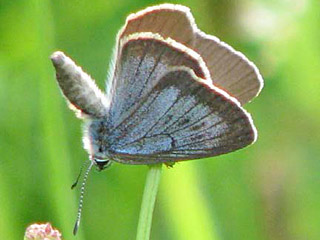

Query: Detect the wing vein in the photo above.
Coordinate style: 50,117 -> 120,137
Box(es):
111,42 -> 167,132
157,87 -> 207,134
176,124 -> 251,149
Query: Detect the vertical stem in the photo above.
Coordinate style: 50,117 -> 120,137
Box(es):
136,164 -> 162,240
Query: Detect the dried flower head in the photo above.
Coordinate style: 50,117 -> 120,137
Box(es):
24,223 -> 62,240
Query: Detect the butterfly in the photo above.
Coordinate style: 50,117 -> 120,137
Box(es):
51,4 -> 263,170
51,4 -> 263,233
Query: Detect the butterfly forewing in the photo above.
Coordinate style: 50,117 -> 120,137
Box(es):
108,33 -> 209,128
107,67 -> 256,164
119,4 -> 263,104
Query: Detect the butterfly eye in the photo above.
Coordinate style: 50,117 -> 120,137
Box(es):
94,158 -> 112,171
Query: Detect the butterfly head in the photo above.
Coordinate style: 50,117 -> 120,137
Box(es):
83,119 -> 113,171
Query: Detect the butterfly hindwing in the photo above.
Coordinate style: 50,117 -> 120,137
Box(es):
107,67 -> 256,164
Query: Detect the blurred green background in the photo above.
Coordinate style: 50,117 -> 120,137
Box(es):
1,0 -> 319,239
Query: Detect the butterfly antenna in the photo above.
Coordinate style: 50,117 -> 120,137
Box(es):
71,161 -> 89,189
73,161 -> 94,235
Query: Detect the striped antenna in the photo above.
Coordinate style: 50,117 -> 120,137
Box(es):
71,161 -> 90,189
73,161 -> 94,235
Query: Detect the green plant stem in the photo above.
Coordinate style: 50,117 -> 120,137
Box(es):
136,164 -> 162,240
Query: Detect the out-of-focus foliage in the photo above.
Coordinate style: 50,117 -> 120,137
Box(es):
0,0 -> 319,239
